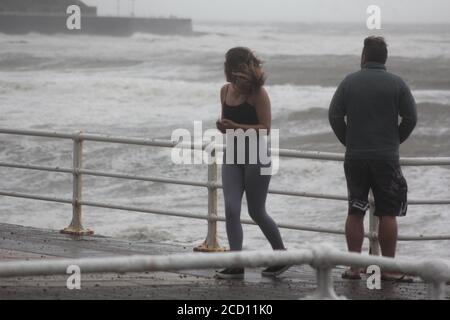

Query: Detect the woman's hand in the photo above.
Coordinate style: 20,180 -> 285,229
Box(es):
220,119 -> 239,130
216,119 -> 226,133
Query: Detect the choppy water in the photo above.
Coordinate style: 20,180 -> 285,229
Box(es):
0,22 -> 449,259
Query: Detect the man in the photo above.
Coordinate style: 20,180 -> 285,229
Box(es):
329,36 -> 417,281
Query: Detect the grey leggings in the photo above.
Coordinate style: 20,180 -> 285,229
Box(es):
222,162 -> 285,251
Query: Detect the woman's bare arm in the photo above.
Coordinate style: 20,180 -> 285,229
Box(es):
216,85 -> 228,133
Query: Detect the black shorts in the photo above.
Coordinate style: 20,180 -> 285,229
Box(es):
344,159 -> 408,217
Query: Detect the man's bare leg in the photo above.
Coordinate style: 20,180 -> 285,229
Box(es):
343,213 -> 365,278
378,215 -> 409,280
346,213 -> 365,253
378,215 -> 397,258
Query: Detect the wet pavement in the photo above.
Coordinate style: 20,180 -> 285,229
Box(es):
0,223 -> 447,300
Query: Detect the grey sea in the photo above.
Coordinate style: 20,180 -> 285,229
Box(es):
0,21 -> 449,259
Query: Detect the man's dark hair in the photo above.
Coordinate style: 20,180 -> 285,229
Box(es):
363,36 -> 388,64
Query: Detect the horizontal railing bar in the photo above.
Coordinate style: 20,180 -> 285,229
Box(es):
0,161 -> 449,204
208,215 -> 349,236
80,134 -> 208,150
0,246 -> 449,284
216,183 -> 450,205
75,200 -> 450,241
408,199 -> 450,205
0,190 -> 72,204
0,190 -> 449,241
399,158 -> 450,166
1,128 -> 450,165
0,190 -> 347,236
0,128 -> 75,140
0,128 -> 205,150
398,235 -> 450,241
265,196 -> 450,205
0,162 -> 73,174
213,144 -> 347,162
0,249 -> 316,278
0,162 -> 208,187
268,188 -> 347,201
0,161 -> 448,205
276,149 -> 344,161
239,217 -> 450,240
79,200 -> 209,221
216,144 -> 450,166
322,248 -> 450,281
79,169 -> 209,188
82,134 -> 176,147
274,220 -> 346,236
275,148 -> 450,166
79,201 -> 343,238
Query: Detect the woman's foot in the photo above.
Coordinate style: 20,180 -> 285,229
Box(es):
215,268 -> 244,279
261,265 -> 291,277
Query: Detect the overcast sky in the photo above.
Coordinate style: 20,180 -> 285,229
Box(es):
83,0 -> 450,23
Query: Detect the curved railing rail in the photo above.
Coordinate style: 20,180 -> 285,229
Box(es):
0,244 -> 449,299
1,128 -> 450,254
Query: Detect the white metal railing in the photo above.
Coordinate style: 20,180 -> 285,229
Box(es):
0,244 -> 449,299
1,127 -> 450,254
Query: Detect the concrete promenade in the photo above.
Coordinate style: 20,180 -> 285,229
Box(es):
0,223 -> 446,300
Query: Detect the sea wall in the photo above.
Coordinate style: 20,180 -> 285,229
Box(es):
0,14 -> 193,36
0,0 -> 97,15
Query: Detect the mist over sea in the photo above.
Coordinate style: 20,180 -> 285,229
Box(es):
0,21 -> 449,259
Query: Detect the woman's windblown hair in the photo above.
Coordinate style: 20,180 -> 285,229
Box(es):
224,47 -> 266,95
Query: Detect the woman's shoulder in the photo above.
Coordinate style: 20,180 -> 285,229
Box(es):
220,83 -> 230,93
254,86 -> 268,97
220,83 -> 230,101
249,86 -> 269,105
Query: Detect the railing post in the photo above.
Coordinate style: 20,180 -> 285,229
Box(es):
304,245 -> 346,300
61,132 -> 93,236
194,149 -> 225,252
368,191 -> 380,256
303,267 -> 345,300
427,281 -> 446,300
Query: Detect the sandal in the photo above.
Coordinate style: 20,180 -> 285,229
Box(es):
381,273 -> 414,283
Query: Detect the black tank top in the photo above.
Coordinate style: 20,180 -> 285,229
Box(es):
222,85 -> 259,125
222,85 -> 268,165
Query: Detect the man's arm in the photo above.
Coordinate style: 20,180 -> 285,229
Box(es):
328,81 -> 347,146
398,82 -> 417,144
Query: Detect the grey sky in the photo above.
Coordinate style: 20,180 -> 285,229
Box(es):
83,0 -> 450,23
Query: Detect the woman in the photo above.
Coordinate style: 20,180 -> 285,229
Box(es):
215,47 -> 289,279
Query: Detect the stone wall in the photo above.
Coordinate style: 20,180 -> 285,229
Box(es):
0,0 -> 97,16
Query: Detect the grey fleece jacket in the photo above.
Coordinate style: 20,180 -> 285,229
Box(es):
329,62 -> 417,160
